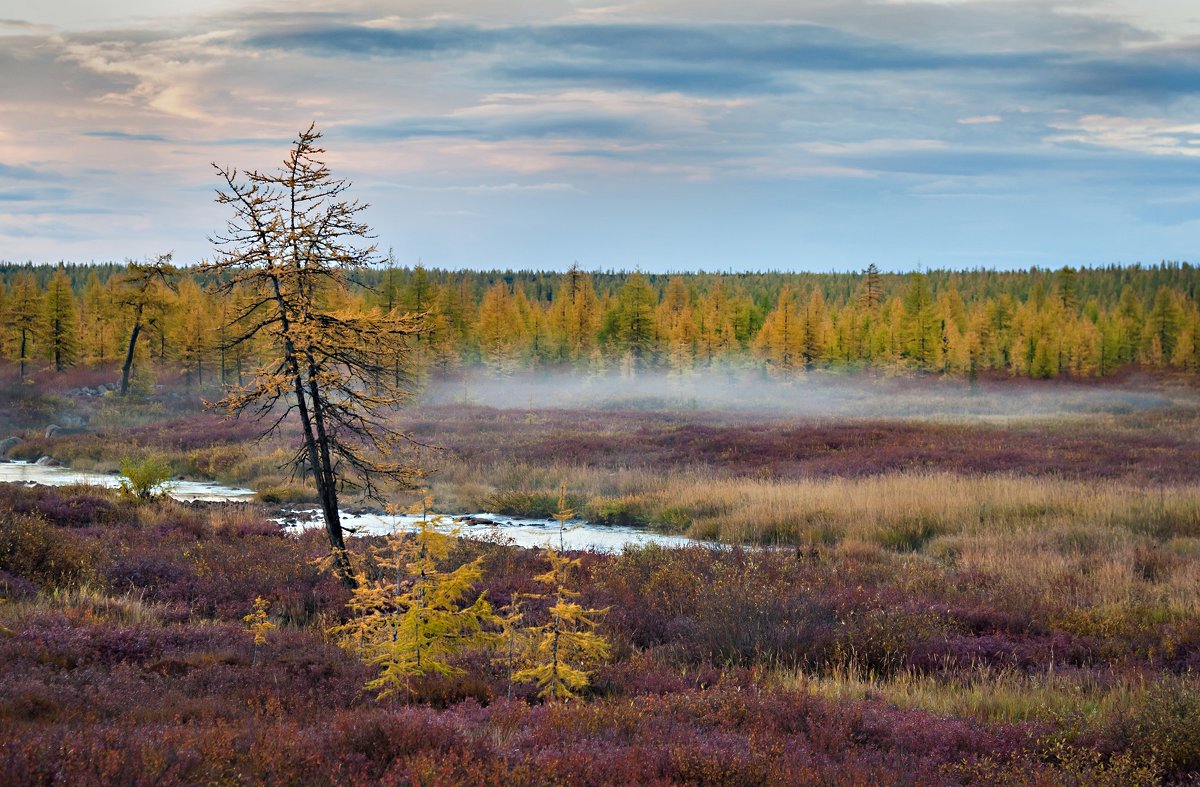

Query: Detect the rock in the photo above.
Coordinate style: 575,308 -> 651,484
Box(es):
34,456 -> 60,467
458,516 -> 498,527
43,424 -> 90,439
0,436 -> 21,457
345,506 -> 385,516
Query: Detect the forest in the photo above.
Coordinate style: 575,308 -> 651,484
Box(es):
1,259 -> 1198,384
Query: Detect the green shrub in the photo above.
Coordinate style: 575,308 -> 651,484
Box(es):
1124,677 -> 1200,776
118,455 -> 174,502
654,506 -> 693,532
481,490 -> 583,519
584,495 -> 653,527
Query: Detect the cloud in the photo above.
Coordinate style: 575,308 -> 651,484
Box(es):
1047,114 -> 1200,157
393,182 -> 583,194
2,1 -> 1200,268
349,113 -> 647,141
245,20 -> 1045,96
247,23 -> 506,58
0,18 -> 52,32
0,163 -> 60,181
1046,49 -> 1200,100
0,187 -> 70,202
81,130 -> 172,142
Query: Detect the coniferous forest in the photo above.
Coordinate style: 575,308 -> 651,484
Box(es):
2,260 -> 1198,382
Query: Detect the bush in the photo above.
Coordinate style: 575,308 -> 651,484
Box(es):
0,507 -> 96,588
1094,676 -> 1200,778
479,490 -> 563,518
118,456 -> 174,502
584,495 -> 654,527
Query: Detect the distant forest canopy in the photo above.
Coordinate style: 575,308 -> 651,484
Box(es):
0,260 -> 1197,380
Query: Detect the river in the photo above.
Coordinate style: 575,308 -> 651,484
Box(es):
0,460 -> 696,552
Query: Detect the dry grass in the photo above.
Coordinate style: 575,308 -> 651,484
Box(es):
0,583 -> 167,628
429,467 -> 1200,610
780,661 -> 1159,727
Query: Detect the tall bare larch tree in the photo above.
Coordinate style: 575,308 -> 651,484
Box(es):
204,124 -> 425,586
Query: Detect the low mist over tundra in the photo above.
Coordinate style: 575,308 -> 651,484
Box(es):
417,369 -> 1191,420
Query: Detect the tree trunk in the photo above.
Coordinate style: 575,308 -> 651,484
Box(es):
18,329 -> 26,380
120,319 -> 142,396
53,318 -> 62,372
305,349 -> 353,583
269,276 -> 356,588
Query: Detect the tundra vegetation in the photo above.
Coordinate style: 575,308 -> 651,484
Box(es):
0,362 -> 1198,783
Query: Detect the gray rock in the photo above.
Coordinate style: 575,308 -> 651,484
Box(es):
34,456 -> 60,467
0,436 -> 21,457
43,424 -> 90,439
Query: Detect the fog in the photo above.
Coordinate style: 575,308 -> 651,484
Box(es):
415,369 -> 1191,421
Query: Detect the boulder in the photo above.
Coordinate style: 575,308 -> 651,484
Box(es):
458,516 -> 499,527
34,456 -> 60,467
43,424 -> 90,439
0,436 -> 21,457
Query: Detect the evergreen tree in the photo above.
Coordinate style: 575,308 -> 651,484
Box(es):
43,268 -> 79,372
753,287 -> 801,371
604,272 -> 658,368
901,272 -> 938,368
476,282 -> 521,374
1055,266 -> 1079,311
513,495 -> 608,701
799,288 -> 831,370
860,262 -> 882,311
80,272 -> 114,364
5,273 -> 42,379
332,512 -> 493,700
1147,286 -> 1184,364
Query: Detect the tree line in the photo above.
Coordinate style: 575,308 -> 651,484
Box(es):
1,259 -> 1198,380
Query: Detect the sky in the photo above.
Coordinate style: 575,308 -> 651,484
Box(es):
1,1 -> 1200,272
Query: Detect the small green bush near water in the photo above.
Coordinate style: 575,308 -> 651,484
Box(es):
118,455 -> 173,502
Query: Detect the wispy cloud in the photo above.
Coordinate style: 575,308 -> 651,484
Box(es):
958,115 -> 1003,125
81,130 -> 172,142
1048,114 -> 1200,157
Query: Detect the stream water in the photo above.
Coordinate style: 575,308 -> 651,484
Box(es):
0,461 -> 696,552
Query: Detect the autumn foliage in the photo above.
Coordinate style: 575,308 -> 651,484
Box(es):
2,261 -> 1198,383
